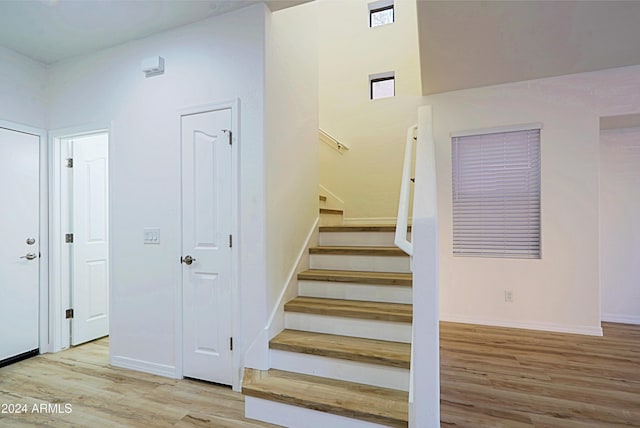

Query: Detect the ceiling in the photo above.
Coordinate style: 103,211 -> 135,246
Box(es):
2,0 -> 639,94
418,1 -> 640,95
0,0 -> 311,64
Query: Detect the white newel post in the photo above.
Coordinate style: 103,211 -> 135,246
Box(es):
409,105 -> 440,427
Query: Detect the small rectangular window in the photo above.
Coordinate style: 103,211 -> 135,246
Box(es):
370,5 -> 394,27
451,125 -> 542,259
370,72 -> 395,100
369,1 -> 394,27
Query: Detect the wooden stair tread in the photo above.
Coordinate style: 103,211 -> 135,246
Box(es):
242,368 -> 409,427
285,296 -> 412,323
319,195 -> 327,202
298,269 -> 412,286
309,246 -> 407,256
320,224 -> 412,232
270,329 -> 410,369
319,208 -> 343,215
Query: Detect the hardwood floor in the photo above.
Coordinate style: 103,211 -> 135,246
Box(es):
0,338 -> 278,428
441,322 -> 640,427
1,322 -> 638,427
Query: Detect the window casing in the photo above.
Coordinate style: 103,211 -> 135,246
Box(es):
451,126 -> 541,259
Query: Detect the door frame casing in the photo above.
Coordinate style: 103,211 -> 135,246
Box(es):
0,119 -> 49,355
177,99 -> 241,390
49,123 -> 111,352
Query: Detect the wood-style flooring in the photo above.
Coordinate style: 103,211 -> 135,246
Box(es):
441,322 -> 640,427
242,368 -> 408,427
0,338 -> 278,428
1,322 -> 639,427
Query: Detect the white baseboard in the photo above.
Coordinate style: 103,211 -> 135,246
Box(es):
266,217 -> 319,338
601,313 -> 640,325
440,314 -> 603,336
110,355 -> 179,379
342,216 -> 397,225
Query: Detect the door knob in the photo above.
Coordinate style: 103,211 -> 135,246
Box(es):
20,253 -> 37,260
181,255 -> 195,265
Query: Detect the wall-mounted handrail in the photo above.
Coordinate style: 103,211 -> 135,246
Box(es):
319,128 -> 350,153
395,124 -> 417,256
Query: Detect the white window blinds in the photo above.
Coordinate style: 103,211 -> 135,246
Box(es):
452,126 -> 541,259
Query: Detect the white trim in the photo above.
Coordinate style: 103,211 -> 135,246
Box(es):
243,216 -> 319,371
110,355 -> 179,379
342,216 -> 397,225
0,119 -> 45,137
601,313 -> 640,325
440,314 -> 603,336
48,123 -> 112,354
177,99 -> 241,390
270,349 -> 409,391
0,120 -> 50,354
318,184 -> 344,208
266,216 -> 319,336
451,122 -> 543,139
285,312 -> 412,343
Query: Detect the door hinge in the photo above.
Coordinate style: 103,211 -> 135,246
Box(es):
65,233 -> 74,243
65,158 -> 73,168
223,129 -> 232,145
229,337 -> 233,351
65,309 -> 74,319
229,234 -> 232,248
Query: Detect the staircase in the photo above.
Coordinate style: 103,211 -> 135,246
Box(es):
243,206 -> 412,427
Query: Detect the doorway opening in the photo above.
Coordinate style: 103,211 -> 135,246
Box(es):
599,116 -> 640,326
51,129 -> 110,351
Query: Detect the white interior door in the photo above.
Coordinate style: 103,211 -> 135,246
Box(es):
0,127 -> 40,362
71,133 -> 109,346
181,108 -> 233,384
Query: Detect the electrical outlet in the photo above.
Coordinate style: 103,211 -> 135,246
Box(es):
504,290 -> 514,303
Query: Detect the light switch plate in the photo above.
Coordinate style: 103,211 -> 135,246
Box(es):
144,227 -> 160,244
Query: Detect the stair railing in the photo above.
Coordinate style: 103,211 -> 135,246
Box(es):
319,128 -> 350,153
395,124 -> 417,256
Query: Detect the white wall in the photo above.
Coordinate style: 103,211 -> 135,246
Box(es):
48,5 -> 269,378
424,64 -> 640,335
264,2 -> 319,339
318,0 -> 422,221
600,127 -> 640,325
0,46 -> 48,128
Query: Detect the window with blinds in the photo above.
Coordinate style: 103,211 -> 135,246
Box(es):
452,125 -> 541,259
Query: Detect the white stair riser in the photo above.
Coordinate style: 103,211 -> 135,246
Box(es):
319,212 -> 343,226
285,312 -> 411,343
310,254 -> 410,273
319,231 -> 400,247
270,350 -> 409,391
298,280 -> 412,304
245,397 -> 391,428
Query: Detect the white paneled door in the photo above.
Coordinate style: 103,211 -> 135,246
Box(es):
71,133 -> 109,346
181,108 -> 233,384
0,127 -> 40,362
